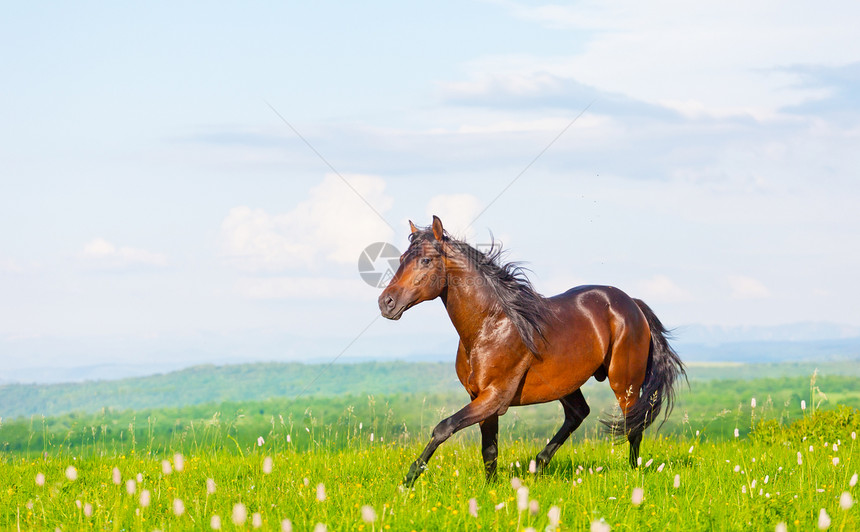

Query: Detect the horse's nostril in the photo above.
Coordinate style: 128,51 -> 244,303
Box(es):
385,296 -> 395,309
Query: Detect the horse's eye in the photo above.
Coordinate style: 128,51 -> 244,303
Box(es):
420,257 -> 432,266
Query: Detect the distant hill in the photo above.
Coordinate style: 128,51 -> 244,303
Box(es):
0,361 -> 462,420
2,358 -> 859,421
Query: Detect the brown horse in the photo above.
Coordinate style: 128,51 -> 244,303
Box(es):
379,216 -> 686,486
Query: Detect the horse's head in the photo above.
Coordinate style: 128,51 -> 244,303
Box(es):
378,216 -> 449,320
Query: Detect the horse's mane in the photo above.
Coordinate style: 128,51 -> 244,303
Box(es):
408,228 -> 551,354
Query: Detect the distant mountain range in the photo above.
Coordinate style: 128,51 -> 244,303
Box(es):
674,322 -> 860,344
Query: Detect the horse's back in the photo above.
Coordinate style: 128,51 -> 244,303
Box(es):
550,285 -> 646,326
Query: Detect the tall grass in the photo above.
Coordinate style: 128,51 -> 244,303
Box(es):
1,399 -> 858,530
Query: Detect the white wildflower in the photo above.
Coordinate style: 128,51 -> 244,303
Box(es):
173,498 -> 185,516
232,503 -> 247,526
140,490 -> 151,507
207,478 -> 216,495
112,467 -> 122,485
528,460 -> 537,474
252,513 -> 263,528
591,520 -> 611,532
517,486 -> 529,511
173,453 -> 184,472
548,505 -> 560,527
263,456 -> 273,475
36,473 -> 45,487
850,473 -> 858,487
840,491 -> 854,510
316,483 -> 326,502
631,487 -> 644,505
751,397 -> 756,408
126,479 -> 136,495
65,466 -> 77,481
257,436 -> 265,447
362,505 -> 377,522
468,499 -> 478,518
162,460 -> 172,476
511,477 -> 522,490
674,474 -> 680,488
210,515 -> 221,530
818,508 -> 831,529
281,519 -> 293,532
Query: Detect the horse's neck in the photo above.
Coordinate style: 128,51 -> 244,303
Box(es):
442,269 -> 501,349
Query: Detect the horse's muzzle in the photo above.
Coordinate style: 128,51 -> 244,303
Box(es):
378,292 -> 404,320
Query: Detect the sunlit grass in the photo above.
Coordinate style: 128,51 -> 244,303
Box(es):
2,411 -> 858,531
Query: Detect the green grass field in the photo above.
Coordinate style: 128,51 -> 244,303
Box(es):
2,398 -> 859,530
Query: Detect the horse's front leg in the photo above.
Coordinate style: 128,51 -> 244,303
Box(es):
404,390 -> 505,487
480,414 -> 499,481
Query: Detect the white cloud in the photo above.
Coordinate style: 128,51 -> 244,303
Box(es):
80,238 -> 167,269
221,174 -> 394,272
457,1 -> 860,118
637,275 -> 693,303
727,275 -> 770,300
424,193 -> 484,240
234,276 -> 372,300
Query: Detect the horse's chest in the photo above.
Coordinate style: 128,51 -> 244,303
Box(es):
455,349 -> 482,398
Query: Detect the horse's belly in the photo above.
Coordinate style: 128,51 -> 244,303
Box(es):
509,357 -> 599,406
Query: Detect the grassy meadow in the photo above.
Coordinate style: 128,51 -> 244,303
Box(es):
1,363 -> 859,530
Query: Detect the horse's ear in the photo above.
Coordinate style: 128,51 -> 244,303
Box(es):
409,220 -> 419,234
431,215 -> 444,240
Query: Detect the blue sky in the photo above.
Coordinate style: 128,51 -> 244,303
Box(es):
2,1 -> 859,379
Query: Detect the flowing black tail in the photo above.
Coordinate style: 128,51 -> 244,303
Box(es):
602,299 -> 687,438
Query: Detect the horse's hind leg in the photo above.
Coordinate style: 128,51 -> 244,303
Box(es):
607,381 -> 646,468
535,389 -> 590,472
606,322 -> 650,468
628,430 -> 643,469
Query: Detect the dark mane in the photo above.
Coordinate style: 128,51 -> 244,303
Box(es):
408,228 -> 551,354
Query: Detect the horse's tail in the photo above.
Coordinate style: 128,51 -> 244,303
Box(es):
603,298 -> 687,437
